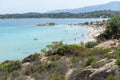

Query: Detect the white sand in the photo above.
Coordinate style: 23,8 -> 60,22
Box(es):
85,26 -> 105,43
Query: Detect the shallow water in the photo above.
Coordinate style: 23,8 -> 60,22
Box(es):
0,18 -> 107,61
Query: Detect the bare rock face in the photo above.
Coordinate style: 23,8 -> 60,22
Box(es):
89,59 -> 118,80
69,59 -> 119,80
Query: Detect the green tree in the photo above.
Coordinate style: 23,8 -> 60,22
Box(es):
98,16 -> 120,40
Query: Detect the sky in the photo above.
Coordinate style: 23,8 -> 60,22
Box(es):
0,0 -> 120,14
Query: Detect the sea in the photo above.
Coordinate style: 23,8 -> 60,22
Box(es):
0,18 -> 107,62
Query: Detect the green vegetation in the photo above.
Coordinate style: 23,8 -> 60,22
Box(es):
106,75 -> 117,80
0,41 -> 114,80
52,44 -> 88,56
48,22 -> 56,26
36,22 -> 56,26
0,10 -> 120,19
23,60 -> 67,79
98,16 -> 120,41
69,68 -> 85,80
85,56 -> 97,66
116,46 -> 120,66
85,41 -> 98,48
0,60 -> 21,72
22,53 -> 40,63
0,17 -> 120,80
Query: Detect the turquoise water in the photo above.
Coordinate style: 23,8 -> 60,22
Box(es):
0,18 -> 106,61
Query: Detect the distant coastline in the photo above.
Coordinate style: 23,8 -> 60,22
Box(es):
0,10 -> 120,19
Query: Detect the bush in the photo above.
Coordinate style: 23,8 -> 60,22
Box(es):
52,44 -> 88,57
22,53 -> 40,63
116,58 -> 120,67
8,60 -> 22,72
71,57 -> 81,63
90,48 -> 111,59
106,75 -> 117,80
85,56 -> 97,66
48,22 -> 56,26
116,46 -> 120,66
97,17 -> 120,41
9,71 -> 19,79
85,41 -> 98,48
23,60 -> 67,79
48,55 -> 61,61
0,60 -> 22,72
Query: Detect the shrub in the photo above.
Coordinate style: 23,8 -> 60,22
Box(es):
116,58 -> 120,66
104,52 -> 117,59
22,53 -> 40,63
48,22 -> 56,26
106,75 -> 117,80
46,41 -> 63,51
0,60 -> 12,72
71,57 -> 81,63
53,44 -> 88,57
0,60 -> 22,72
9,71 -> 19,79
51,74 -> 64,80
90,48 -> 111,59
116,46 -> 120,66
8,60 -> 22,72
84,22 -> 89,25
44,41 -> 64,56
48,55 -> 61,61
85,56 -> 97,66
85,41 -> 98,48
24,59 -> 67,79
97,17 -> 120,41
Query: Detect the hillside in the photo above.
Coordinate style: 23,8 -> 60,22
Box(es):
0,17 -> 120,80
0,10 -> 120,18
48,1 -> 120,13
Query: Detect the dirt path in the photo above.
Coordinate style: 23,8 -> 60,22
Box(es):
65,68 -> 74,80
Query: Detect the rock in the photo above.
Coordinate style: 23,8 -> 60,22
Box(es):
26,76 -> 35,80
65,68 -> 74,80
89,59 -> 118,80
95,40 -> 120,49
69,59 -> 119,80
69,69 -> 95,80
22,62 -> 30,67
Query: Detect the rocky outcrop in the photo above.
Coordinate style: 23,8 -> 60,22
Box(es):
26,76 -> 35,80
90,59 -> 118,80
95,40 -> 120,49
69,59 -> 119,80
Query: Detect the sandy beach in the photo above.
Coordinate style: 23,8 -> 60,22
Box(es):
85,26 -> 105,43
68,24 -> 106,43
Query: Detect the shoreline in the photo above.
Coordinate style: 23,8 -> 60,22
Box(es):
0,23 -> 105,62
84,26 -> 105,43
67,24 -> 105,43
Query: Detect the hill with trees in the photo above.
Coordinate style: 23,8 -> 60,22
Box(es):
0,10 -> 120,19
97,16 -> 120,41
